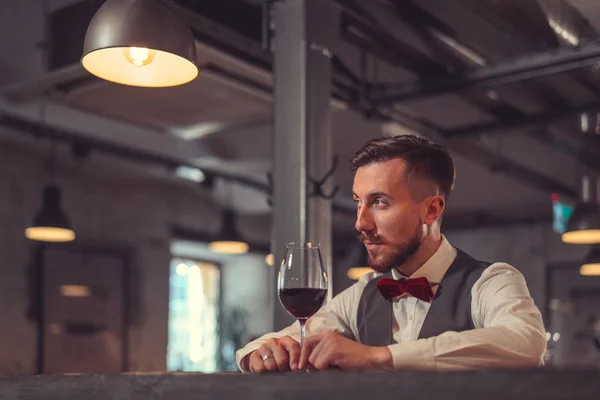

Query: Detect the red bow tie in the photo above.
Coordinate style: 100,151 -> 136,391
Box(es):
376,277 -> 435,302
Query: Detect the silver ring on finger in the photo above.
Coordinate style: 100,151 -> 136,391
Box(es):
262,354 -> 274,363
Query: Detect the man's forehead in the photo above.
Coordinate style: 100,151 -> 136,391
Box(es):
352,159 -> 407,193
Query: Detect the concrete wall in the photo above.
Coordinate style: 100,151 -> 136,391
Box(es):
0,132 -> 271,374
0,128 -> 596,373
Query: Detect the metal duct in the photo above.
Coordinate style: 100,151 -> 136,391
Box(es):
537,0 -> 599,46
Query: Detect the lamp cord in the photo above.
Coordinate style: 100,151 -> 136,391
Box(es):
39,99 -> 57,185
39,0 -> 56,185
51,132 -> 57,185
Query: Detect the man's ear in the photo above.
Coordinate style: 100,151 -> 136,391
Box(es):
423,195 -> 445,225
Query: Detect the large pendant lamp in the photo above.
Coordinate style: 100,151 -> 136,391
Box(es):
81,0 -> 198,87
209,210 -> 249,254
562,175 -> 600,244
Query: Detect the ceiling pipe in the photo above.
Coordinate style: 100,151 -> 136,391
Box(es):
0,110 -> 358,217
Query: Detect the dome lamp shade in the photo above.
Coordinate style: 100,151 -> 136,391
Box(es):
81,0 -> 198,87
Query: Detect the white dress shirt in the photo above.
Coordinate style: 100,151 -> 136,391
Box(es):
236,236 -> 547,371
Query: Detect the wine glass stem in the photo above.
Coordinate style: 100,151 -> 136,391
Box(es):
299,319 -> 307,350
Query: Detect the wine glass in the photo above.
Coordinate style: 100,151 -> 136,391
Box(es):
278,242 -> 328,367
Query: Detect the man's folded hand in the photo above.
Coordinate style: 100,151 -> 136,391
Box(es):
247,336 -> 301,373
299,331 -> 393,371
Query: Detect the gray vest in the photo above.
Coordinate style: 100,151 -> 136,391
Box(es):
357,249 -> 490,346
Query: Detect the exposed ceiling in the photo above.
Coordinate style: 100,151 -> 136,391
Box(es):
2,0 -> 600,232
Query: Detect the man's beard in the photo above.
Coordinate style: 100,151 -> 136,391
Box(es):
359,224 -> 423,273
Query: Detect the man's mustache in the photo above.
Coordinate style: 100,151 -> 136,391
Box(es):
357,233 -> 383,244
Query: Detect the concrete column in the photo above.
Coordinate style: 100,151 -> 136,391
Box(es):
271,0 -> 339,329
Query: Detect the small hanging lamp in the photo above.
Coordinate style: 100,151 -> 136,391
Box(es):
25,185 -> 75,242
81,0 -> 198,87
346,245 -> 373,280
580,247 -> 600,276
265,253 -> 274,266
26,100 -> 75,243
209,209 -> 249,254
562,175 -> 600,244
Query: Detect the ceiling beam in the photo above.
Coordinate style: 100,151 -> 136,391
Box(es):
0,64 -> 89,101
0,95 -> 361,216
0,96 -> 273,188
528,129 -> 600,175
342,0 -> 465,71
0,96 -> 208,160
442,96 -> 600,178
369,40 -> 600,105
339,5 -> 444,75
447,138 -> 577,198
9,0 -> 578,203
367,106 -> 579,199
336,0 -> 586,197
444,100 -> 600,139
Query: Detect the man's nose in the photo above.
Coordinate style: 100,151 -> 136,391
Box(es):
355,205 -> 375,233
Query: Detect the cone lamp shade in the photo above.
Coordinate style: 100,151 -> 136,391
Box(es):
209,210 -> 249,254
265,253 -> 274,266
581,247 -> 600,276
25,185 -> 75,242
562,176 -> 600,244
81,0 -> 198,87
347,245 -> 373,280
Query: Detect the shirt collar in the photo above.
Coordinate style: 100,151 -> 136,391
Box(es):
391,235 -> 457,284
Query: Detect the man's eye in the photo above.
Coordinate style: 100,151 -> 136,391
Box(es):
374,198 -> 386,206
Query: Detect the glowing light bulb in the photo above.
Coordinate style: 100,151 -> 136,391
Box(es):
176,263 -> 188,276
127,47 -> 153,67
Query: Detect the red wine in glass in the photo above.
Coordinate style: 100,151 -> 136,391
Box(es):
278,288 -> 327,320
278,242 -> 328,368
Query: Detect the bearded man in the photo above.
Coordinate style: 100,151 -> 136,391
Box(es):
236,135 -> 546,373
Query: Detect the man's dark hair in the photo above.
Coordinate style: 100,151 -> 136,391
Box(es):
350,135 -> 455,201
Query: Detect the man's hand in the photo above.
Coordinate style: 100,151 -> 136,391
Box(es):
247,336 -> 301,373
299,331 -> 393,371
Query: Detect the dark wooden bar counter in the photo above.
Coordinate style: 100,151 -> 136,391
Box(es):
0,369 -> 598,400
